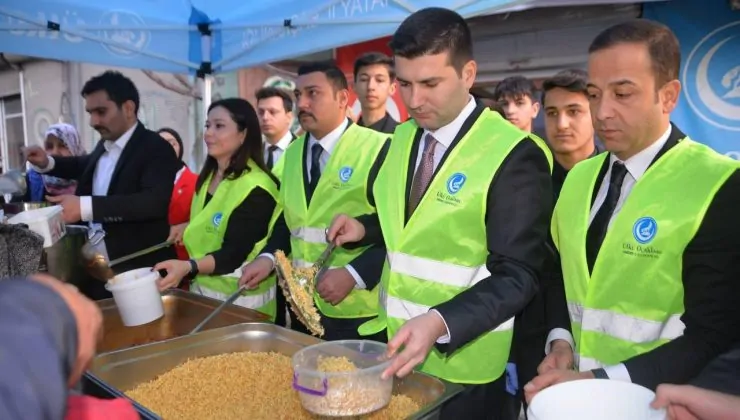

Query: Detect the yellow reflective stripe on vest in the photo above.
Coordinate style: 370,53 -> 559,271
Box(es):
568,302 -> 685,344
385,294 -> 515,332
291,227 -> 327,244
388,252 -> 490,288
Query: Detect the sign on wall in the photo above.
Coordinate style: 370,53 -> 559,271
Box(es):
644,0 -> 740,159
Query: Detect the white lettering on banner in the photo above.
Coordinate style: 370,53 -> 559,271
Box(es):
98,10 -> 150,57
568,302 -> 685,343
241,0 -> 389,49
192,283 -> 275,309
387,252 -> 490,288
386,295 -> 514,332
290,227 -> 327,244
5,9 -> 85,42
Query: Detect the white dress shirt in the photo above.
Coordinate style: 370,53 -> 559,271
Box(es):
263,130 -> 293,164
546,125 -> 672,382
260,119 -> 368,288
414,95 -> 477,344
33,123 -> 138,258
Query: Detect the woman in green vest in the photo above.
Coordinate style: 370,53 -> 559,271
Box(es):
154,98 -> 281,319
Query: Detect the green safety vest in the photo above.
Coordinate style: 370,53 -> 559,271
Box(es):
359,109 -> 553,384
184,161 -> 281,320
281,123 -> 387,318
552,138 -> 737,370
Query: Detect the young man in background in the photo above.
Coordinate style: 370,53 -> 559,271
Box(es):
493,75 -> 540,133
353,52 -> 399,134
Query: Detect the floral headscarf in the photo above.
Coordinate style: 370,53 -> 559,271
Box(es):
42,123 -> 85,196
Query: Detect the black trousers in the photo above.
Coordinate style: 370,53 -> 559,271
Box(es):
438,374 -> 520,420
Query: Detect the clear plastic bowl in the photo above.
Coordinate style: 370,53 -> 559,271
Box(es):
292,340 -> 393,417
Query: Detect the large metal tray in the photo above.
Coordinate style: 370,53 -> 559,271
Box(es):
96,289 -> 269,353
88,323 -> 462,419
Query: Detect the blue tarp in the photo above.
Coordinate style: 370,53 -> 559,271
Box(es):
0,0 -> 530,74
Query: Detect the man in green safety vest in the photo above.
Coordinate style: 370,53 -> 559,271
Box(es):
524,20 -> 740,401
328,8 -> 556,419
239,62 -> 390,342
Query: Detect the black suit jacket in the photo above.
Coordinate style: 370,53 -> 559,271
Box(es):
357,102 -> 554,356
547,124 -> 740,390
49,123 -> 180,275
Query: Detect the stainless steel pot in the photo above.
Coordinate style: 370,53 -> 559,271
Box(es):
41,225 -> 90,288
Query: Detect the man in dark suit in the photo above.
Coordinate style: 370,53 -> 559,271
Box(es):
329,8 -> 553,419
25,71 -> 180,300
524,20 -> 740,401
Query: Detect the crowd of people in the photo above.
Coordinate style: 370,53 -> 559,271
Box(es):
2,6 -> 740,420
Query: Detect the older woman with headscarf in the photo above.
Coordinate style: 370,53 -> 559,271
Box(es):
24,124 -> 86,202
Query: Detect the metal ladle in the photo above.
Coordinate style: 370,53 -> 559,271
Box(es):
81,230 -> 173,281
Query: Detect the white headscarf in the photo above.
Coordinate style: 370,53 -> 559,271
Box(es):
42,123 -> 85,195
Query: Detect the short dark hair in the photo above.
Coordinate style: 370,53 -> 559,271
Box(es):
81,70 -> 140,113
255,87 -> 294,113
588,19 -> 680,88
353,52 -> 395,80
296,61 -> 348,91
541,69 -> 589,105
157,127 -> 184,160
389,7 -> 473,71
493,76 -> 538,103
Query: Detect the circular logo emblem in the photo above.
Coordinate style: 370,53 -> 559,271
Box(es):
212,212 -> 223,227
633,217 -> 658,244
446,173 -> 467,195
683,21 -> 740,131
339,166 -> 353,183
99,10 -> 151,57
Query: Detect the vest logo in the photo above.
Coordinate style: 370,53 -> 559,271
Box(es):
339,166 -> 354,183
633,217 -> 657,244
446,173 -> 467,195
212,212 -> 223,228
683,21 -> 740,131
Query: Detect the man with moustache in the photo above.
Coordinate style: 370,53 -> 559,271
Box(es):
353,52 -> 398,134
328,8 -> 554,418
25,71 -> 179,300
256,87 -> 295,178
239,62 -> 390,341
542,69 -> 602,198
524,20 -> 740,400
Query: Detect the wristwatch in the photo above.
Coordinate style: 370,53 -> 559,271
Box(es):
591,368 -> 609,379
187,259 -> 199,279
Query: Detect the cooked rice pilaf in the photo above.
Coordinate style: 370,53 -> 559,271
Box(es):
126,352 -> 420,419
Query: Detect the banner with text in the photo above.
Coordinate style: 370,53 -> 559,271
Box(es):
643,0 -> 740,158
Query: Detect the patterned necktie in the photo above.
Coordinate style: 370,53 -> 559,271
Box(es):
307,143 -> 323,202
408,134 -> 438,215
586,161 -> 628,272
266,145 -> 278,169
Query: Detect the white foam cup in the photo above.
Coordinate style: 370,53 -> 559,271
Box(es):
104,267 -> 164,327
527,379 -> 667,420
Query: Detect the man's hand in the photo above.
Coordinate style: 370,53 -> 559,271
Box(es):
327,214 -> 366,246
167,223 -> 188,245
316,268 -> 356,305
652,384 -> 740,420
153,259 -> 190,291
524,369 -> 595,403
239,256 -> 274,289
30,273 -> 102,388
46,195 -> 81,223
23,145 -> 50,168
381,312 -> 448,380
537,339 -> 574,374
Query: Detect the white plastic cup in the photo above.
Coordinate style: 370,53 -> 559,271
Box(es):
527,379 -> 667,420
105,267 -> 164,327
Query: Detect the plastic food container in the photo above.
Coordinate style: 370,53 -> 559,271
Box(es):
105,268 -> 164,327
292,340 -> 393,417
527,379 -> 667,420
8,205 -> 65,247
